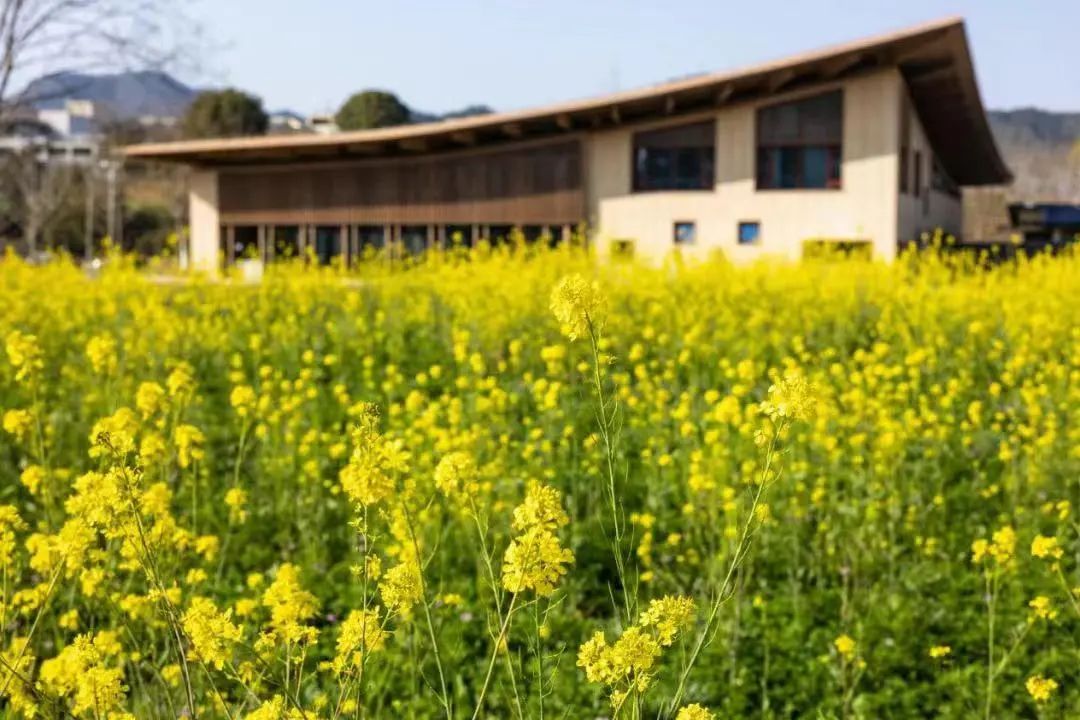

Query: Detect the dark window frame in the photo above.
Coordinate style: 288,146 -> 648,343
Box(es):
755,90 -> 843,191
673,221 -> 696,246
632,120 -> 716,192
913,150 -> 923,199
737,221 -> 761,246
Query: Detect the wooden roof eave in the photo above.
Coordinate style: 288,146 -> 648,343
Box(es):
124,16 -> 1010,186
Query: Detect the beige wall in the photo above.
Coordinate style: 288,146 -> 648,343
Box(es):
897,88 -> 962,244
188,170 -> 220,274
586,70 -> 905,262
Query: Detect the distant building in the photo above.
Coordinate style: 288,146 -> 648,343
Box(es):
1007,203 -> 1080,251
37,98 -> 99,137
125,17 -> 1010,273
308,114 -> 339,135
0,111 -> 98,164
268,110 -> 308,134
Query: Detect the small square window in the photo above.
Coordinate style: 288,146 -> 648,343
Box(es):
611,238 -> 636,259
738,221 -> 761,245
673,221 -> 696,245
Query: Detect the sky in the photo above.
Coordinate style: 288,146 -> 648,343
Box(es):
184,0 -> 1080,116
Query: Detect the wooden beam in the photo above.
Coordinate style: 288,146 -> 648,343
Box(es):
450,130 -> 477,145
555,113 -> 573,131
502,122 -> 523,138
714,84 -> 735,105
345,143 -> 384,155
824,52 -> 880,79
767,69 -> 798,93
664,95 -> 676,114
903,58 -> 955,82
399,138 -> 428,152
610,105 -> 621,124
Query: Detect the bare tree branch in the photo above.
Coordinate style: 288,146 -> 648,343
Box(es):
0,0 -> 204,119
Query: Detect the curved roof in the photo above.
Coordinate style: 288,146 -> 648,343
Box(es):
126,16 -> 1010,186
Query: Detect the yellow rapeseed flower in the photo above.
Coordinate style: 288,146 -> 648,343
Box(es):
675,704 -> 715,720
333,608 -> 388,673
638,595 -> 696,646
183,597 -> 242,670
1031,534 -> 1063,561
550,274 -> 605,341
1026,675 -> 1058,703
834,634 -> 857,660
501,526 -> 574,597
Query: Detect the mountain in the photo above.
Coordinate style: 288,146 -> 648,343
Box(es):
20,70 -> 197,120
409,104 -> 494,124
989,108 -> 1080,148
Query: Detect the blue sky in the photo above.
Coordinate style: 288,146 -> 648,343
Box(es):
187,0 -> 1079,116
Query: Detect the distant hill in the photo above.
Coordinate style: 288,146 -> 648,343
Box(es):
20,70 -> 494,131
989,108 -> 1080,148
20,70 -> 197,120
410,104 -> 494,124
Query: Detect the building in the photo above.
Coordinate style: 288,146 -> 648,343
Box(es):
0,112 -> 98,164
124,16 -> 1010,272
1007,203 -> 1080,251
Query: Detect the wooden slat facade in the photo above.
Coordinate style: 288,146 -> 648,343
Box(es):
218,138 -> 585,227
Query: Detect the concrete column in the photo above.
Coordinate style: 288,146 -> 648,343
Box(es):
225,225 -> 236,266
266,225 -> 276,263
257,225 -> 267,263
188,170 -> 220,274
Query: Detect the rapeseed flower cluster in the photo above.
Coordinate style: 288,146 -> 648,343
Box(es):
578,595 -> 697,708
501,480 -> 574,596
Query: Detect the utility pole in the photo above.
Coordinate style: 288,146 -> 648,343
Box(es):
84,165 -> 95,263
105,161 -> 116,246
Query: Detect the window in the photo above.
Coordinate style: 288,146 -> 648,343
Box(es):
314,226 -> 341,265
488,225 -> 514,245
633,121 -> 715,191
401,226 -> 428,255
232,226 -> 259,261
673,221 -> 696,246
899,97 -> 911,194
272,226 -> 301,260
913,151 -> 923,198
611,238 -> 636,259
756,90 -> 842,190
738,221 -> 761,245
357,225 -> 385,254
803,239 -> 873,260
446,225 -> 474,247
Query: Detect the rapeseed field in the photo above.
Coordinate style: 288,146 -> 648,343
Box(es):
0,245 -> 1077,719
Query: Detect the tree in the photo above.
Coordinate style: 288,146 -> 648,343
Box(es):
182,89 -> 268,139
0,0 -> 202,120
336,90 -> 410,131
0,145 -> 79,257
